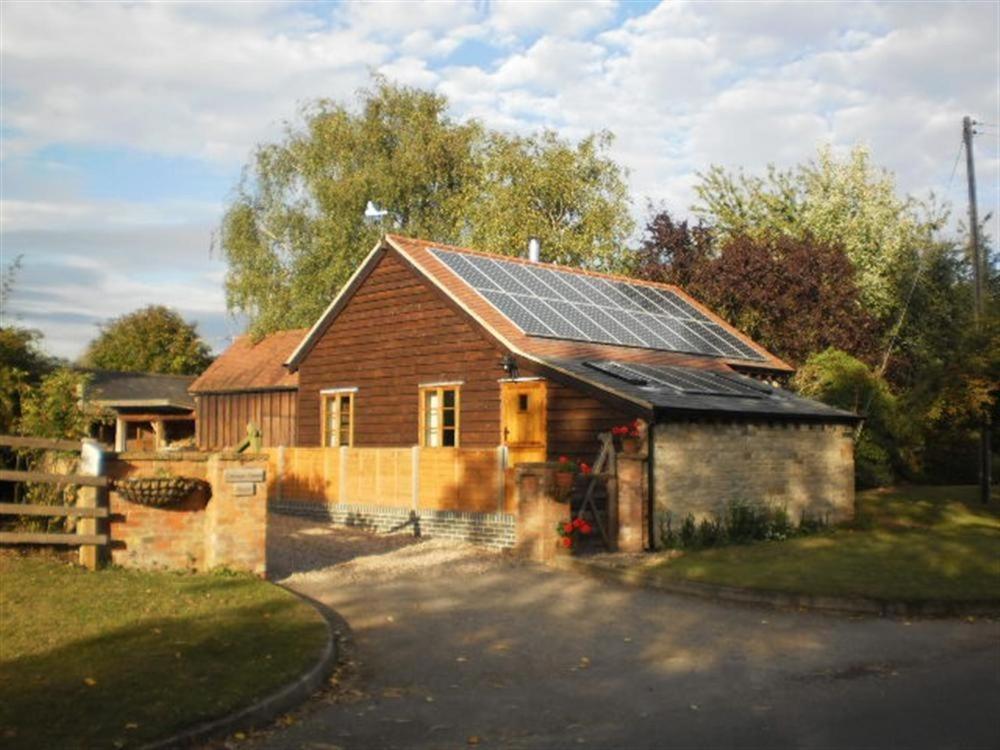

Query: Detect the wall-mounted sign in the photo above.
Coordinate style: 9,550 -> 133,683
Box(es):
224,468 -> 265,483
231,482 -> 256,496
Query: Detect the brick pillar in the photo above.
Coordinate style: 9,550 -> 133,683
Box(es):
616,454 -> 647,553
514,463 -> 569,563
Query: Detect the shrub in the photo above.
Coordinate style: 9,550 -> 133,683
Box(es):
679,514 -> 698,548
666,499 -> 824,550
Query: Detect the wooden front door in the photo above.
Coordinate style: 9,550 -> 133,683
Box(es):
501,380 -> 547,466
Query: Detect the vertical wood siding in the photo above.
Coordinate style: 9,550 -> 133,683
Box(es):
195,389 -> 297,449
296,250 -> 506,447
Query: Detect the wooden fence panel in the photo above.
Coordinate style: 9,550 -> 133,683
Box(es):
269,446 -> 503,514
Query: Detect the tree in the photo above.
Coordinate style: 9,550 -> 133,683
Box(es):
222,77 -> 633,336
793,349 -> 902,488
692,145 -> 940,321
82,305 -> 212,375
466,130 -> 633,271
633,209 -> 879,367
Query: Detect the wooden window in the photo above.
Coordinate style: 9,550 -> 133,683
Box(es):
321,392 -> 354,447
420,386 -> 460,447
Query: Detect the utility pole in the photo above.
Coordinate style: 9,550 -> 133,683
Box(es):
962,115 -> 992,505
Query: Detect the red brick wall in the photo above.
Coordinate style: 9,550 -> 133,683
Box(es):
108,452 -> 267,575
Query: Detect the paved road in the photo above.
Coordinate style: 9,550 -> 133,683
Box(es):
250,517 -> 1000,750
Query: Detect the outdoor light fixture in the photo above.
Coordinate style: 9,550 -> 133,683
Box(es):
500,354 -> 519,379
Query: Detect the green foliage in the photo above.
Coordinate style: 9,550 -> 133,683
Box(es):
222,76 -> 633,336
467,130 -> 633,271
794,349 -> 901,488
82,305 -> 212,375
692,145 -> 939,321
18,368 -> 95,441
664,501 -> 810,550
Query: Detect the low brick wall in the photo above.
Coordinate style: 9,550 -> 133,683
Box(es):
513,463 -> 572,562
652,419 -> 855,536
270,500 -> 516,549
108,452 -> 268,575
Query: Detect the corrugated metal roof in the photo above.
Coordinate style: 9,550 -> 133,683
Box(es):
85,371 -> 196,410
546,358 -> 859,423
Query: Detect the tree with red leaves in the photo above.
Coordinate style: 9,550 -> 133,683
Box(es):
633,209 -> 880,367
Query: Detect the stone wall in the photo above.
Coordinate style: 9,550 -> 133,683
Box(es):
108,452 -> 268,575
652,419 -> 855,540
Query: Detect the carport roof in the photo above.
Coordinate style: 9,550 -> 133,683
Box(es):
545,358 -> 861,423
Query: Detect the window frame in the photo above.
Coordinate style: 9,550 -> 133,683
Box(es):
320,388 -> 356,447
418,383 -> 461,448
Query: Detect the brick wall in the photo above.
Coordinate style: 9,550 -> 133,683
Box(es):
108,452 -> 268,575
652,420 -> 855,536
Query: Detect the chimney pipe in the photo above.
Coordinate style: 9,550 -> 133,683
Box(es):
527,237 -> 540,263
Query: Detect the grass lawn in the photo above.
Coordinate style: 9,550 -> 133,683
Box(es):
647,485 -> 1000,601
0,553 -> 328,749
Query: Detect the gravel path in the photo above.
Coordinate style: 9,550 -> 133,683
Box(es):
267,513 -> 522,584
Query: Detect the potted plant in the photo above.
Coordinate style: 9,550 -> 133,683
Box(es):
612,419 -> 644,454
554,456 -> 577,494
556,516 -> 594,551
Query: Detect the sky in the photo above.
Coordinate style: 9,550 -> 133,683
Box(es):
2,0 -> 998,360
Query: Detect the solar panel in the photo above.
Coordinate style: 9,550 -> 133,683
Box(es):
430,248 -> 766,361
583,361 -> 770,399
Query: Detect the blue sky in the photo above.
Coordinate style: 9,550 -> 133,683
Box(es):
2,0 -> 998,359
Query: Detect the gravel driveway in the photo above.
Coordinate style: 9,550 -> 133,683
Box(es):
243,514 -> 1000,750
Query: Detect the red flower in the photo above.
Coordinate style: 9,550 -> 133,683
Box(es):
580,523 -> 593,535
579,462 -> 592,475
562,522 -> 574,534
572,517 -> 583,529
558,455 -> 570,463
561,536 -> 573,548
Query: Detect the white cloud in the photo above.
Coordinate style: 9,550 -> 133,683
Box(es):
2,0 -> 998,358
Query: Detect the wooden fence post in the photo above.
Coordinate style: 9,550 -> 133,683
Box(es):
411,445 -> 420,512
78,439 -> 107,571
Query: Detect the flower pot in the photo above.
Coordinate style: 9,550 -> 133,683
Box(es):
554,471 -> 575,492
621,437 -> 641,454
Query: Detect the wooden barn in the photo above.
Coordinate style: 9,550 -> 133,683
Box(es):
85,370 -> 196,452
188,329 -> 305,450
262,234 -> 858,548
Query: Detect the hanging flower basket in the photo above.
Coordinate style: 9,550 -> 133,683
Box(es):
114,477 -> 206,507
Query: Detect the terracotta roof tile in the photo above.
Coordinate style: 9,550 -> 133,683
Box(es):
189,329 -> 306,393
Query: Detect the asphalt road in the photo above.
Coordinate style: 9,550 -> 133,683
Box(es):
246,517 -> 1000,750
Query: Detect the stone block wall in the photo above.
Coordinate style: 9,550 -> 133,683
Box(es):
653,419 -> 855,540
108,452 -> 268,575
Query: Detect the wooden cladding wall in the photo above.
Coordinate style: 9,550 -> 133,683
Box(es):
195,389 -> 297,450
297,249 -> 506,447
267,446 -> 505,514
543,378 -> 634,463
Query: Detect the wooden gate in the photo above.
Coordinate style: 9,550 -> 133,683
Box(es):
0,436 -> 109,570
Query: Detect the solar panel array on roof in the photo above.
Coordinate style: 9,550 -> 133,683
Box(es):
583,360 -> 772,399
430,248 -> 765,361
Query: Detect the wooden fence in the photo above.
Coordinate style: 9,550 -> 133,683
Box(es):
0,436 -> 109,570
268,446 -> 509,514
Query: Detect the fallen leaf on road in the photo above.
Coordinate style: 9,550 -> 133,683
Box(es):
83,677 -> 97,687
467,736 -> 480,745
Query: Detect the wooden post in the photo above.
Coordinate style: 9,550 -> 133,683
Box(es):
411,445 -> 420,512
276,445 -> 285,503
78,439 -> 107,571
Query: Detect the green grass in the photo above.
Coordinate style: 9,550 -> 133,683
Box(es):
647,485 -> 1000,601
0,554 -> 328,749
